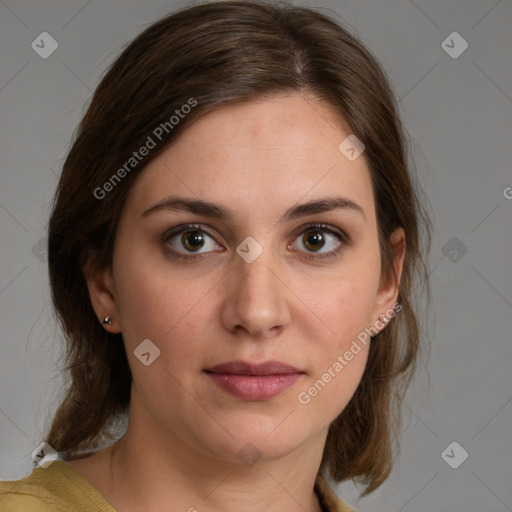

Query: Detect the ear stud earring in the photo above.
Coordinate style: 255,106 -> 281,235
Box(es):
102,316 -> 112,326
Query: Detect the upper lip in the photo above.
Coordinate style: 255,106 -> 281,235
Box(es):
205,360 -> 303,375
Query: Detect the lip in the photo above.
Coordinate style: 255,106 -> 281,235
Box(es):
205,360 -> 302,375
204,360 -> 304,400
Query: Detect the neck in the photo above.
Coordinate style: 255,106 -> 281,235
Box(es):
103,412 -> 328,512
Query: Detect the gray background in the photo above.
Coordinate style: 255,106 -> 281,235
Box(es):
1,0 -> 511,511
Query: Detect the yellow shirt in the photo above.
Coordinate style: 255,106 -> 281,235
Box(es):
0,460 -> 355,511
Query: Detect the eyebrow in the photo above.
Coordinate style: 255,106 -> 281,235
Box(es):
141,195 -> 367,224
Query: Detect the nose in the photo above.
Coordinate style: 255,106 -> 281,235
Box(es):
220,247 -> 291,339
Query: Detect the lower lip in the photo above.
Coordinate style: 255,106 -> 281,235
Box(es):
206,372 -> 302,400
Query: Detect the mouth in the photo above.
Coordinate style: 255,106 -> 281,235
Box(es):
204,360 -> 304,400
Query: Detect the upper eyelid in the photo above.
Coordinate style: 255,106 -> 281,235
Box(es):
164,223 -> 218,242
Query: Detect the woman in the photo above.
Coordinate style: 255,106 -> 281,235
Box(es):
0,1 -> 432,511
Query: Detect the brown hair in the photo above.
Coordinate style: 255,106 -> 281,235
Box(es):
45,0 -> 432,497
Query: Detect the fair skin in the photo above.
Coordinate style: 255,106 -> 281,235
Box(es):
68,92 -> 405,512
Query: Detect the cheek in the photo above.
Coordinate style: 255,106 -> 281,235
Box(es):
291,263 -> 377,416
295,337 -> 369,429
112,255 -> 223,400
294,266 -> 378,347
113,260 -> 209,400
112,223 -> 196,320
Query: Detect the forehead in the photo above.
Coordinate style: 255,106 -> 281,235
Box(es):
124,92 -> 376,228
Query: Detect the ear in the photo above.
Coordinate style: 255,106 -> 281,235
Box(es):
372,227 -> 406,327
81,250 -> 121,333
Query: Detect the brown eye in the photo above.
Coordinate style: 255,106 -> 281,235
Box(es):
291,224 -> 346,259
181,230 -> 205,252
302,231 -> 326,251
166,225 -> 222,255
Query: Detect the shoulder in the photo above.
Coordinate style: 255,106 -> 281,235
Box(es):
0,460 -> 114,512
0,465 -> 59,512
315,474 -> 357,512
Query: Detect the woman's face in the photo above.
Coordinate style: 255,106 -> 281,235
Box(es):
90,92 -> 404,464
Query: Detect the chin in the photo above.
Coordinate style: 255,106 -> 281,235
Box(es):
194,414 -> 315,465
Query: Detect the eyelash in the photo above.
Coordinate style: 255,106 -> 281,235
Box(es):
162,223 -> 350,261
